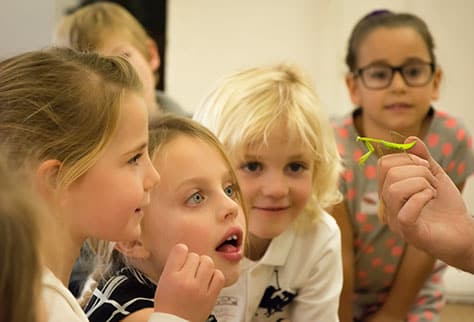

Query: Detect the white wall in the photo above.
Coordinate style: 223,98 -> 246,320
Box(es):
167,1 -> 474,133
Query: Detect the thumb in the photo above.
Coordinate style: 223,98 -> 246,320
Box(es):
404,136 -> 444,176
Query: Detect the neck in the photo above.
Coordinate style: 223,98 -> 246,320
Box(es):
128,258 -> 161,285
354,110 -> 431,142
246,234 -> 271,261
43,219 -> 83,285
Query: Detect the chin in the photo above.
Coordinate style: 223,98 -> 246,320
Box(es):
223,268 -> 240,287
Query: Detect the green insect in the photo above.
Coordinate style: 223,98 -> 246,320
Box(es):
356,136 -> 417,165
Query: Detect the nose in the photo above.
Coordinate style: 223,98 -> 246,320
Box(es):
390,70 -> 407,91
143,153 -> 160,191
220,193 -> 240,221
260,171 -> 288,199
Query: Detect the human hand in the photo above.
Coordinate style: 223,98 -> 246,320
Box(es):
377,136 -> 474,272
153,243 -> 225,322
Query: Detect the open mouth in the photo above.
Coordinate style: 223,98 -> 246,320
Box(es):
215,229 -> 243,253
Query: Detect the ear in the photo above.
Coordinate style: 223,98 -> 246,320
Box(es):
115,240 -> 151,260
35,159 -> 61,199
147,38 -> 160,72
345,72 -> 362,106
430,66 -> 443,101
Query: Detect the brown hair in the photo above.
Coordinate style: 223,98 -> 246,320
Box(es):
0,47 -> 142,190
54,1 -> 151,61
0,159 -> 44,322
345,10 -> 436,72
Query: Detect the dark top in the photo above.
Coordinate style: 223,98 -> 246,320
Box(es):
84,267 -> 217,322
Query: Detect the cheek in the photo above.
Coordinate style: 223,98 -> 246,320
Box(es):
236,176 -> 258,201
359,90 -> 384,109
167,219 -> 214,255
293,178 -> 313,207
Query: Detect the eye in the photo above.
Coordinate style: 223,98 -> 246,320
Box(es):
404,64 -> 424,78
287,162 -> 306,173
187,191 -> 206,205
128,153 -> 143,165
367,66 -> 390,80
241,161 -> 261,173
224,184 -> 236,199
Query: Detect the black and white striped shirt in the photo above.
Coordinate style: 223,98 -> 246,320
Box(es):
84,267 -> 217,322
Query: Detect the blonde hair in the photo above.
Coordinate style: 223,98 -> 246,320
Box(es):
194,64 -> 342,223
81,115 -> 248,306
0,47 -> 142,190
0,159 -> 44,322
54,2 -> 151,61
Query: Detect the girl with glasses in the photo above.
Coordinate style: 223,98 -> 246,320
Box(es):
331,10 -> 474,322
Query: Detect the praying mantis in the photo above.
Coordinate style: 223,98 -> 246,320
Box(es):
356,135 -> 417,165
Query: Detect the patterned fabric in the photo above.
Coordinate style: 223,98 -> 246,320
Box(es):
332,107 -> 474,322
212,212 -> 342,322
85,267 -> 217,322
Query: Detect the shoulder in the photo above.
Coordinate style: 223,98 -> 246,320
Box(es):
427,109 -> 474,182
42,269 -> 88,322
293,211 -> 341,251
84,268 -> 155,321
430,110 -> 472,138
156,91 -> 191,117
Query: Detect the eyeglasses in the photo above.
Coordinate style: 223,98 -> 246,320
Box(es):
353,61 -> 435,90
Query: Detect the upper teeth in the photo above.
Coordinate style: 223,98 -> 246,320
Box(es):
226,235 -> 238,241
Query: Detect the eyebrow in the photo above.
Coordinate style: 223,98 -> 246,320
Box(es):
242,152 -> 309,160
366,57 -> 430,66
126,142 -> 148,155
176,170 -> 234,190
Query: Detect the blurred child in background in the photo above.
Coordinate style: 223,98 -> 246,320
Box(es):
331,10 -> 474,322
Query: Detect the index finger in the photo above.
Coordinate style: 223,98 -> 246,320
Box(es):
161,243 -> 189,276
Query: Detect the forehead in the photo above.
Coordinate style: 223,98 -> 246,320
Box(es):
107,91 -> 148,147
154,135 -> 230,178
357,27 -> 431,66
244,125 -> 311,158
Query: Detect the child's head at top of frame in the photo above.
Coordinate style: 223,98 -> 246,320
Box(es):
0,47 -> 158,249
193,64 -> 342,259
0,159 -> 46,322
345,9 -> 442,138
113,115 -> 247,287
54,1 -> 161,118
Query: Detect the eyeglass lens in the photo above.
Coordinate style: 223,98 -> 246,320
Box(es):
360,63 -> 433,89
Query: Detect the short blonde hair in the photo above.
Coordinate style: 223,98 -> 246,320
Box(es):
0,159 -> 44,322
0,47 -> 142,190
54,2 -> 151,60
194,64 -> 342,222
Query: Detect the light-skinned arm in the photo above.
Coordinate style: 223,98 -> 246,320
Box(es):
377,136 -> 474,274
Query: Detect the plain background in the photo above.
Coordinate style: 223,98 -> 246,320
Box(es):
1,0 -> 473,301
